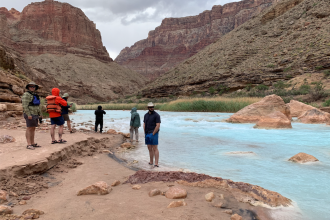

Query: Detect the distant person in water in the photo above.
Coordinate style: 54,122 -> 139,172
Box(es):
130,107 -> 141,143
47,88 -> 68,144
95,106 -> 106,133
22,82 -> 42,150
144,102 -> 161,168
61,93 -> 74,133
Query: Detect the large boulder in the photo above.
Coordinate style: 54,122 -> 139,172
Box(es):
77,181 -> 111,196
165,187 -> 187,199
254,111 -> 292,129
289,153 -> 319,163
0,205 -> 12,215
288,100 -> 315,117
298,109 -> 330,124
226,95 -> 291,123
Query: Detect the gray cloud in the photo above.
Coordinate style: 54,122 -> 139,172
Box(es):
1,0 -> 238,58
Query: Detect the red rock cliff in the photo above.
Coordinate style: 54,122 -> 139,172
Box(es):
115,0 -> 277,80
0,0 -> 111,62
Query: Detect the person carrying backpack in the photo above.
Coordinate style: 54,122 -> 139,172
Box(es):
130,107 -> 141,143
46,88 -> 68,144
95,106 -> 106,133
22,82 -> 42,150
61,93 -> 73,133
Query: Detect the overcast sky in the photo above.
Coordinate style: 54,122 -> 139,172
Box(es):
1,0 -> 238,59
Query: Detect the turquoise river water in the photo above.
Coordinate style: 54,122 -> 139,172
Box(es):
71,110 -> 330,220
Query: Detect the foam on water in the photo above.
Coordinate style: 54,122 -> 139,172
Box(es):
71,110 -> 330,220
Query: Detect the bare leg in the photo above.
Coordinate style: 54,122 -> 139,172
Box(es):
58,125 -> 64,140
148,145 -> 154,164
130,127 -> 133,142
50,124 -> 56,141
135,127 -> 139,142
30,127 -> 36,145
26,127 -> 32,145
67,120 -> 72,132
153,145 -> 159,166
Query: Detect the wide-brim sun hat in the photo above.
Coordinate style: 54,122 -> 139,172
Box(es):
62,93 -> 69,98
25,81 -> 39,90
147,102 -> 155,107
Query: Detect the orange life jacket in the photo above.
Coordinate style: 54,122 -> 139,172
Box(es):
46,95 -> 62,113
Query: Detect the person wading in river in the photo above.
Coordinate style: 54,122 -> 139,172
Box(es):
130,107 -> 141,143
22,82 -> 42,150
143,102 -> 161,167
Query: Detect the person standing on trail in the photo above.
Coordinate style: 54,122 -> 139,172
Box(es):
47,88 -> 68,144
22,82 -> 42,150
61,93 -> 74,133
143,102 -> 161,168
130,107 -> 141,143
95,106 -> 106,133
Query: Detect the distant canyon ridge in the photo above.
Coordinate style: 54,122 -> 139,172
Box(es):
115,0 -> 280,81
0,0 -> 146,104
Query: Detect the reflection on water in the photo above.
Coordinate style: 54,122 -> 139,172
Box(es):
71,110 -> 330,220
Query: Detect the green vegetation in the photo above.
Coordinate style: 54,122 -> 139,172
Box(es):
255,84 -> 268,91
324,70 -> 330,77
218,85 -> 230,95
284,67 -> 291,72
79,103 -> 164,111
267,64 -> 275,68
323,99 -> 330,107
316,66 -> 323,70
209,87 -> 216,94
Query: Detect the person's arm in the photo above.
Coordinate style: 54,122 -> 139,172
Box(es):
153,123 -> 160,135
103,110 -> 106,115
58,97 -> 67,107
22,93 -> 32,118
143,123 -> 146,134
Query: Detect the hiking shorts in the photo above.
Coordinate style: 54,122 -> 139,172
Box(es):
62,114 -> 70,121
145,133 -> 159,145
51,116 -> 65,126
24,114 -> 39,128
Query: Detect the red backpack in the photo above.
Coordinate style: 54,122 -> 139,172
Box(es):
46,95 -> 62,113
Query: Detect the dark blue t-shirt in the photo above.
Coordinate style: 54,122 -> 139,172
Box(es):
144,111 -> 161,134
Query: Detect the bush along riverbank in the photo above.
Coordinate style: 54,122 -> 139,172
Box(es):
77,97 -> 261,113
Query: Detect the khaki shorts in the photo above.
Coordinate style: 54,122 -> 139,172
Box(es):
24,113 -> 39,128
62,114 -> 70,121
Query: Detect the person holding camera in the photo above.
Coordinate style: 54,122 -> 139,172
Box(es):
61,93 -> 74,133
22,82 -> 42,150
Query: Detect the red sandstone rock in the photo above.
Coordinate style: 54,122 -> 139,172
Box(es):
167,200 -> 187,208
227,95 -> 291,123
107,129 -> 117,135
165,187 -> 187,199
289,153 -> 319,163
116,0 -> 277,80
287,100 -> 315,117
111,180 -> 121,187
0,190 -> 8,204
77,181 -> 111,196
231,214 -> 243,220
0,205 -> 12,215
298,109 -> 330,124
254,111 -> 292,129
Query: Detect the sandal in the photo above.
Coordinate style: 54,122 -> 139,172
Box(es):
27,145 -> 35,150
33,143 -> 42,148
58,139 -> 67,143
154,165 -> 159,168
148,163 -> 153,165
51,140 -> 59,144
70,130 -> 74,134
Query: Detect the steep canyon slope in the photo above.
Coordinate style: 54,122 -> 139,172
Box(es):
116,0 -> 279,81
0,0 -> 146,104
142,0 -> 330,97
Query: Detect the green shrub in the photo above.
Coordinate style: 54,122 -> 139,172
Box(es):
267,64 -> 275,68
136,95 -> 142,99
169,94 -> 174,99
284,67 -> 291,72
209,87 -> 216,94
273,81 -> 290,89
255,84 -> 268,91
245,84 -> 253,91
310,82 -> 326,101
324,70 -> 330,77
316,66 -> 323,70
218,84 -> 230,95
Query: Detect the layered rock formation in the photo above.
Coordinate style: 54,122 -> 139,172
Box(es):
116,0 -> 278,80
0,0 -> 146,104
142,0 -> 330,97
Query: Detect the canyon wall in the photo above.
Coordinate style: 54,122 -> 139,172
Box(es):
116,0 -> 278,80
0,0 -> 146,104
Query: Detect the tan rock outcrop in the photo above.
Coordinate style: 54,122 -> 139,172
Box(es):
77,181 -> 111,196
149,189 -> 162,197
167,200 -> 187,208
0,205 -> 12,215
205,192 -> 215,202
165,187 -> 187,199
298,109 -> 330,124
288,100 -> 315,117
231,214 -> 243,220
289,153 -> 319,163
0,104 -> 6,112
0,190 -> 8,204
254,111 -> 292,129
107,129 -> 117,135
116,0 -> 277,81
111,180 -> 121,187
227,95 -> 291,123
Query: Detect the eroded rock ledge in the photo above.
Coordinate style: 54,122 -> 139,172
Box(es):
125,170 -> 291,207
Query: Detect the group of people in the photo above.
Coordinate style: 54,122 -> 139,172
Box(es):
22,82 -> 73,150
22,81 -> 162,167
